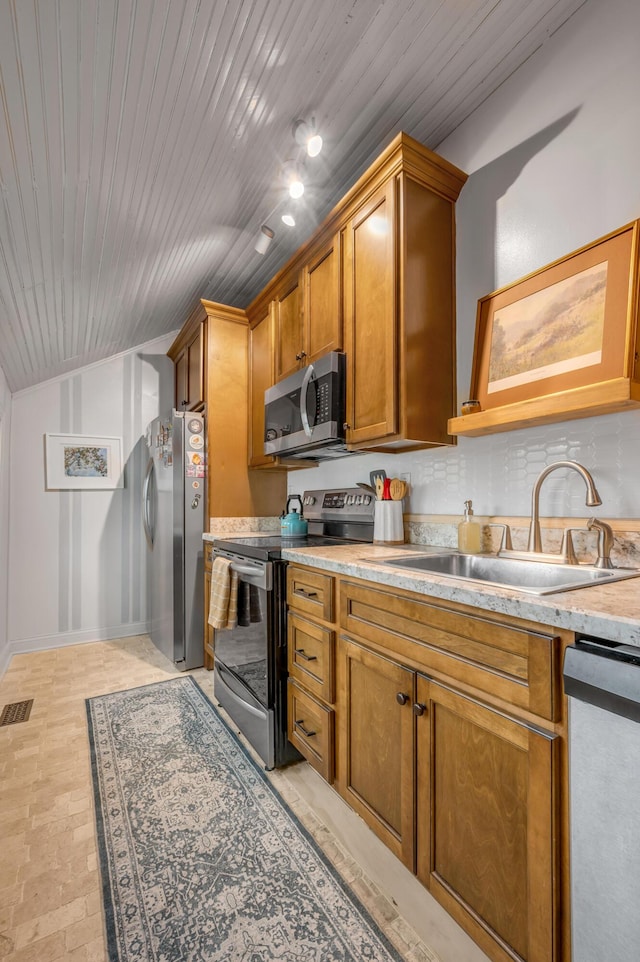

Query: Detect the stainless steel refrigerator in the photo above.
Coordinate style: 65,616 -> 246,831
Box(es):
143,410 -> 206,669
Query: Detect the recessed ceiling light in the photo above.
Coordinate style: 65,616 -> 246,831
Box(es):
281,214 -> 295,227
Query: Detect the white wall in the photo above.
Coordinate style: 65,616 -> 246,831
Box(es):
0,365 -> 11,672
290,0 -> 640,522
6,333 -> 175,661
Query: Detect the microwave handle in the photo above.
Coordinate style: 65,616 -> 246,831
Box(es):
299,363 -> 315,437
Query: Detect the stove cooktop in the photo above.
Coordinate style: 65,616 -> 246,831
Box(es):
211,533 -> 364,562
211,487 -> 376,561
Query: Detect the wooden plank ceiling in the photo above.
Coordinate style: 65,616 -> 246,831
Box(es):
0,0 -> 586,391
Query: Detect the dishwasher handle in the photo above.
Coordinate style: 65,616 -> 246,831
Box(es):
563,637 -> 640,723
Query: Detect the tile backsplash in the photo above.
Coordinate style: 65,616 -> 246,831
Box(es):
405,517 -> 640,568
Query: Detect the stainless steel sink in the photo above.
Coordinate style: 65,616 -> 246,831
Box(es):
370,551 -> 640,595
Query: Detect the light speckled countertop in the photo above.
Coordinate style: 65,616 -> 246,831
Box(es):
278,543 -> 640,646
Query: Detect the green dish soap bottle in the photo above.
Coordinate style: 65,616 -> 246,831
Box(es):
458,500 -> 481,554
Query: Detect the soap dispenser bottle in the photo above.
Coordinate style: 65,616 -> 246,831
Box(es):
458,500 -> 481,554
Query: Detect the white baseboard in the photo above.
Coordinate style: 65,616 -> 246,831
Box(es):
0,622 -> 149,677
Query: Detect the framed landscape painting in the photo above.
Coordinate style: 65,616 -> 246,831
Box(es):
45,434 -> 124,490
468,221 -> 639,412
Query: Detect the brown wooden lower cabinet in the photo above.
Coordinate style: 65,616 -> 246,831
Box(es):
335,624 -> 564,962
415,676 -> 558,962
202,542 -> 214,670
289,569 -> 568,962
337,638 -> 415,868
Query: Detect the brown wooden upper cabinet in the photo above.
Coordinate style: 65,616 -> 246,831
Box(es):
274,233 -> 342,382
168,303 -> 206,411
246,132 -> 467,463
343,149 -> 467,451
248,303 -> 280,468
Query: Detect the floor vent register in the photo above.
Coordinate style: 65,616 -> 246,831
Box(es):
0,699 -> 34,726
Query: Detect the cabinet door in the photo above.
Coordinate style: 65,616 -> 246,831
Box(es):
248,307 -> 278,467
186,321 -> 205,409
174,322 -> 205,410
415,676 -> 558,962
175,350 -> 188,410
337,638 -> 415,868
343,180 -> 397,445
304,234 -> 341,363
274,275 -> 302,381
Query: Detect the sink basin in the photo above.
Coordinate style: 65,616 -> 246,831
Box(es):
370,552 -> 640,595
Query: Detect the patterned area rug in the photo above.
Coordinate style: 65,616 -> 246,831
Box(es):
86,676 -> 405,961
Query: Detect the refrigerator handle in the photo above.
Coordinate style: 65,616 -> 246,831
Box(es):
142,457 -> 154,548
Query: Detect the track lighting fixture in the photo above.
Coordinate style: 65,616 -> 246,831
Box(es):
282,161 -> 304,199
293,118 -> 323,157
254,224 -> 274,254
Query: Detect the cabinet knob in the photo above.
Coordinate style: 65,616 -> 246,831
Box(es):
295,353 -> 301,360
396,692 -> 409,705
413,702 -> 427,716
300,351 -> 307,359
343,422 -> 350,431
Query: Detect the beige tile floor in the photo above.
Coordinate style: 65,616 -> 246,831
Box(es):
0,636 -> 489,962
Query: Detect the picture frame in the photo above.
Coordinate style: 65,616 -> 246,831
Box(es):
468,221 -> 640,416
45,434 -> 124,490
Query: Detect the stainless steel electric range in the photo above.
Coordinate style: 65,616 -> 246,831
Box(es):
211,487 -> 375,769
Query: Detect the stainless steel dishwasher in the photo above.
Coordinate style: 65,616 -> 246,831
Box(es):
563,636 -> 640,962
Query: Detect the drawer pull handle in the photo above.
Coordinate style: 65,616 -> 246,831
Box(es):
413,702 -> 427,716
294,719 -> 316,737
396,692 -> 409,705
295,648 -> 318,662
294,588 -> 319,599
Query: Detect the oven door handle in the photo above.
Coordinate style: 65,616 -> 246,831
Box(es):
229,562 -> 265,577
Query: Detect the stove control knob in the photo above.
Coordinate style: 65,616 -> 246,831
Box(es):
305,496 -> 316,506
364,495 -> 371,505
356,494 -> 363,505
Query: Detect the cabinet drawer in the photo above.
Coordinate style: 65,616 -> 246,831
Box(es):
287,566 -> 334,622
287,680 -> 334,782
204,541 -> 214,570
341,580 -> 559,721
288,613 -> 335,703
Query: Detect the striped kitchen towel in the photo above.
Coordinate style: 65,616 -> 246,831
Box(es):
208,557 -> 238,630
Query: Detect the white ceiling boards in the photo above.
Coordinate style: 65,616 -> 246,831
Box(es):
0,0 -> 587,392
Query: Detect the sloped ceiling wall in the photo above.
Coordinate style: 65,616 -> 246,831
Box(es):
0,0 -> 587,392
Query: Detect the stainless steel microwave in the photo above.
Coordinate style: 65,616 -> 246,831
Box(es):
264,352 -> 350,460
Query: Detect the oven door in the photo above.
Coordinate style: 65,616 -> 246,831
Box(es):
212,550 -> 277,767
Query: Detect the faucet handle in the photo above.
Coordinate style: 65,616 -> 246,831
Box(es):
490,522 -> 513,554
560,528 -> 582,565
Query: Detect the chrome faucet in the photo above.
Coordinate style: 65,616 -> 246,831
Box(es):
528,460 -> 602,553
